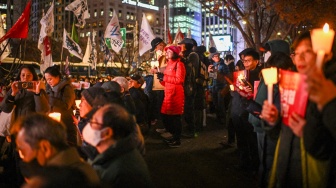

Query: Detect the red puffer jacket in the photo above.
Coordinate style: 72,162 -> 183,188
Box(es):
160,59 -> 186,115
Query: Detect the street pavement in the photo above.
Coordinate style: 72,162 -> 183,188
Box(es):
143,114 -> 258,188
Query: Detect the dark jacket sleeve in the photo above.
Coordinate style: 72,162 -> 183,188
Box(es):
0,89 -> 15,113
34,89 -> 50,113
303,101 -> 335,160
49,85 -> 76,111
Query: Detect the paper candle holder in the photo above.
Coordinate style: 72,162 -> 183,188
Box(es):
75,100 -> 81,109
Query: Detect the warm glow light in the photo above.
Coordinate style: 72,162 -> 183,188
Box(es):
261,67 -> 278,104
147,15 -> 152,20
49,112 -> 61,122
311,23 -> 335,70
75,100 -> 81,109
242,20 -> 246,25
229,85 -> 234,91
262,67 -> 278,85
323,23 -> 329,33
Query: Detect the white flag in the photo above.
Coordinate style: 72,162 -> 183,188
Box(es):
38,3 -> 54,73
90,30 -> 97,69
83,36 -> 91,64
0,17 -> 10,61
208,32 -> 216,49
104,10 -> 124,53
63,29 -> 83,59
139,13 -> 155,56
39,37 -> 53,73
39,1 -> 54,44
65,0 -> 89,27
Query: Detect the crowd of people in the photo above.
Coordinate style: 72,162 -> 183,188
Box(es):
0,30 -> 335,188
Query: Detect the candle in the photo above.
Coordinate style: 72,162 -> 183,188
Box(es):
311,23 -> 335,70
75,100 -> 81,109
261,67 -> 278,104
229,84 -> 234,91
49,112 -> 61,122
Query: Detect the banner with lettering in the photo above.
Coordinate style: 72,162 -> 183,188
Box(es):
279,69 -> 308,126
104,10 -> 124,53
63,29 -> 83,59
139,13 -> 155,56
65,0 -> 89,27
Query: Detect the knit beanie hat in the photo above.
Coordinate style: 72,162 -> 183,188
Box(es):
101,81 -> 122,93
81,87 -> 105,106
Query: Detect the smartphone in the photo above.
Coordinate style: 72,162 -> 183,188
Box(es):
17,81 -> 35,89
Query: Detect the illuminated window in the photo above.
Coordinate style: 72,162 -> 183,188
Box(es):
101,9 -> 104,16
86,32 -> 91,37
80,33 -> 85,37
94,9 -> 97,17
118,10 -> 122,17
109,9 -> 113,17
126,12 -> 130,20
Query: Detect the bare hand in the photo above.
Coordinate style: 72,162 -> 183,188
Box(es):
260,100 -> 279,126
306,68 -> 336,111
208,65 -> 214,73
288,112 -> 306,137
11,81 -> 19,96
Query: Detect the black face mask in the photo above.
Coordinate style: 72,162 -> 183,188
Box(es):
19,158 -> 43,179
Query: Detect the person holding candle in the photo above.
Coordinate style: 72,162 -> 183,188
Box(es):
261,31 -> 331,188
302,33 -> 336,187
44,66 -> 77,147
231,49 -> 262,173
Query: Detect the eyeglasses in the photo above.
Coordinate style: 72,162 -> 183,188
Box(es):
243,59 -> 253,63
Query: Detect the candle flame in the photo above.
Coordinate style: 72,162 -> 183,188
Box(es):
323,23 -> 329,33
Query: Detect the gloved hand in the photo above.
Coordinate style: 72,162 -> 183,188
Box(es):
156,72 -> 164,82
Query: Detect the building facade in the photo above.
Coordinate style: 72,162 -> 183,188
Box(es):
169,0 -> 202,44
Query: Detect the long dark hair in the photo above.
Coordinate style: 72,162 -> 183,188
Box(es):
15,65 -> 38,81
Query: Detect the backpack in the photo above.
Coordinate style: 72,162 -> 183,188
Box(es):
195,60 -> 209,87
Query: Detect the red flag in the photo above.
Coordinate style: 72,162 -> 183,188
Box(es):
0,0 -> 31,44
167,28 -> 172,44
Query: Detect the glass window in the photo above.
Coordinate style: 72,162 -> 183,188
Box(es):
100,9 -> 104,16
94,9 -> 97,17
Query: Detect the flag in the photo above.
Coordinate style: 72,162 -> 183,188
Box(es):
167,28 -> 173,44
64,56 -> 70,76
208,32 -> 216,49
139,13 -> 155,56
0,17 -> 11,61
65,0 -> 89,27
39,36 -> 53,73
187,27 -> 191,38
104,10 -> 124,53
38,2 -> 54,73
133,21 -> 138,62
173,26 -> 184,44
71,22 -> 79,43
63,29 -> 83,59
83,36 -> 91,64
100,37 -> 111,64
89,30 -> 97,69
0,0 -> 31,44
39,1 -> 54,40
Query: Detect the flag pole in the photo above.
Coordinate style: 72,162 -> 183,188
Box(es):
0,38 -> 11,57
164,5 -> 167,42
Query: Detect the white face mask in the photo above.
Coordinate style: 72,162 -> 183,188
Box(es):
82,123 -> 108,147
264,51 -> 271,63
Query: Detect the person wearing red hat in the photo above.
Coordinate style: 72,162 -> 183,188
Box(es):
156,45 -> 186,147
